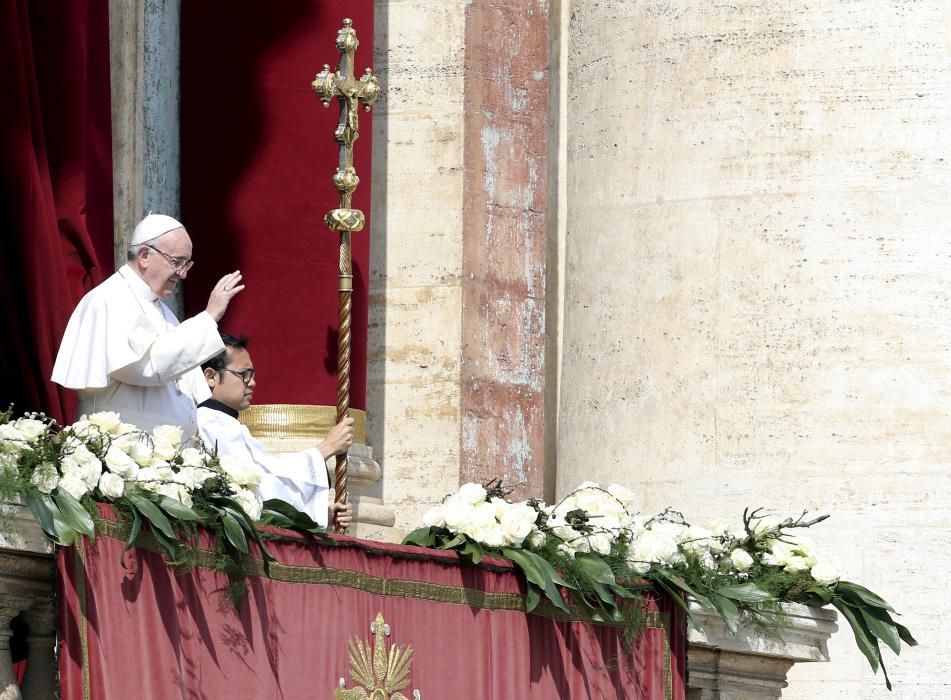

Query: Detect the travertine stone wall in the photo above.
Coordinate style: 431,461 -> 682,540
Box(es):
558,1 -> 949,697
367,2 -> 470,531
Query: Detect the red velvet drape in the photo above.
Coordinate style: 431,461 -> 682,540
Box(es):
58,516 -> 686,699
0,0 -> 114,424
180,3 -> 373,409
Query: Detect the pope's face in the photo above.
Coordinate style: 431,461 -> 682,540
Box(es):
209,348 -> 256,412
139,227 -> 193,299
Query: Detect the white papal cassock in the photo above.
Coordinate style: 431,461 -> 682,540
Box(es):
51,265 -> 225,436
196,401 -> 331,526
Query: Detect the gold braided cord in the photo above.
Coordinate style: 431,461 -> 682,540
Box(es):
93,518 -> 669,628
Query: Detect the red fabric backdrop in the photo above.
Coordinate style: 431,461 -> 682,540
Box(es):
0,0 -> 113,423
58,519 -> 686,699
180,3 -> 373,409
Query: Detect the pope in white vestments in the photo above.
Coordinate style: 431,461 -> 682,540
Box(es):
51,214 -> 246,436
196,335 -> 354,528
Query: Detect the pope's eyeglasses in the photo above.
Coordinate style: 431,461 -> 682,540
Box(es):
144,244 -> 194,273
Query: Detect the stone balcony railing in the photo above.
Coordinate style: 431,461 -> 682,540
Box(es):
0,506 -> 836,699
687,601 -> 838,699
0,503 -> 56,700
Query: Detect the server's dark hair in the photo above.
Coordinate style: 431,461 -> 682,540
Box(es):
201,333 -> 249,372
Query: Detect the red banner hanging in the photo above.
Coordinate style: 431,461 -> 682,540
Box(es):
57,516 -> 686,699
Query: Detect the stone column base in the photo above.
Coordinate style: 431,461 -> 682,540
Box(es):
686,602 -> 838,699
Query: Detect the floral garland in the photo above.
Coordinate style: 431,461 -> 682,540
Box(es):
0,408 -> 327,579
403,479 -> 917,690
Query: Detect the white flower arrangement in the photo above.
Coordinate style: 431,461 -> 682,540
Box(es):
408,480 -> 917,690
0,408 -> 280,572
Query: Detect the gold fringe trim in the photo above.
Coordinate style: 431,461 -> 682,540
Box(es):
74,540 -> 91,700
240,404 -> 366,443
95,519 -> 667,628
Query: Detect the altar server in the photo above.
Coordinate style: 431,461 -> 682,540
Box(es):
197,334 -> 353,528
52,214 -> 244,436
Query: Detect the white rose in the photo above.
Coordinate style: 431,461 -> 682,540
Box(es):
128,439 -> 154,467
762,541 -> 796,567
69,419 -> 95,438
218,454 -> 261,488
527,528 -> 547,548
0,423 -> 28,444
489,497 -> 510,520
557,542 -> 578,559
442,501 -> 477,533
58,471 -> 89,500
152,440 -> 178,461
180,447 -> 204,467
145,482 -> 192,508
152,424 -> 183,447
233,488 -> 263,521
97,472 -> 125,499
810,561 -> 841,585
469,522 -> 506,548
730,548 -> 755,571
606,483 -> 639,510
457,483 -> 487,505
629,529 -> 679,566
152,464 -> 175,482
135,467 -> 160,483
87,411 -> 122,434
784,555 -> 810,573
499,503 -> 538,546
104,446 -> 139,479
30,463 -> 60,494
588,532 -> 613,556
422,504 -> 447,528
14,418 -> 47,442
172,467 -> 203,490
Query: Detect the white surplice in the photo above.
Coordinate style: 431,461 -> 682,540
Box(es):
196,403 -> 330,525
51,265 -> 225,437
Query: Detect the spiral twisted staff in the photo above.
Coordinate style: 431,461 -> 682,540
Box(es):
311,18 -> 381,532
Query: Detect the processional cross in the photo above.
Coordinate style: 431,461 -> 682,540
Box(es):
312,18 -> 381,532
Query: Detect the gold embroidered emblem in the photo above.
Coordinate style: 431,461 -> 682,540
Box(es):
336,612 -> 418,699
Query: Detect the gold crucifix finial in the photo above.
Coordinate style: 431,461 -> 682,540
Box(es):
312,17 -> 381,220
310,18 -> 382,531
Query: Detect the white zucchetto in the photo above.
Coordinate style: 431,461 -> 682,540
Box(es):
131,214 -> 184,245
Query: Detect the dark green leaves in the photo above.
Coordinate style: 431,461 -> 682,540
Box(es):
53,490 -> 96,538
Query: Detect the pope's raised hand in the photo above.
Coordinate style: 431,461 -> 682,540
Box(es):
206,271 -> 245,322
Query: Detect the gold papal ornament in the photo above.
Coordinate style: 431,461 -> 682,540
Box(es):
335,613 -> 420,700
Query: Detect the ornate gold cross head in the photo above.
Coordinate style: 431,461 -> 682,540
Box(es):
311,17 -> 381,231
312,18 -> 381,150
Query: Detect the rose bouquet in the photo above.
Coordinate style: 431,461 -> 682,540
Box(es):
0,407 -> 327,577
404,480 -> 916,689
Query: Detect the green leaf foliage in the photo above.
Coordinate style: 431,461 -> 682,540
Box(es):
53,490 -> 96,539
125,494 -> 176,540
836,581 -> 895,612
25,492 -> 57,538
220,511 -> 249,554
574,553 -> 617,586
716,582 -> 773,603
501,547 -> 569,614
121,507 -> 142,568
402,526 -> 438,548
158,497 -> 200,521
